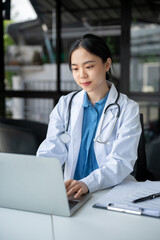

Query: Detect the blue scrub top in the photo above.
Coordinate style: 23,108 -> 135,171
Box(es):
74,91 -> 109,180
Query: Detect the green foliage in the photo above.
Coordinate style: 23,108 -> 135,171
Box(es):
105,36 -> 120,63
3,20 -> 15,52
5,71 -> 13,88
140,55 -> 158,63
105,36 -> 120,55
3,20 -> 15,89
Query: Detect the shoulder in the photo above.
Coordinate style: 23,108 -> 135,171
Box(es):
59,90 -> 84,104
49,92 -> 74,118
119,93 -> 139,110
60,90 -> 85,108
108,81 -> 139,112
55,91 -> 81,109
118,93 -> 140,123
50,90 -> 84,117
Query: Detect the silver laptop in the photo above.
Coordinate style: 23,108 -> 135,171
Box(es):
0,153 -> 91,217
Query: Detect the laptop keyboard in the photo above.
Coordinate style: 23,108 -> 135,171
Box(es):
68,199 -> 79,209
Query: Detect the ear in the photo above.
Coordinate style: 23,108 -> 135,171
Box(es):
105,58 -> 112,71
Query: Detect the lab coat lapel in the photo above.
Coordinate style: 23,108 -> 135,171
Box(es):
95,82 -> 119,139
70,90 -> 85,132
68,90 -> 85,178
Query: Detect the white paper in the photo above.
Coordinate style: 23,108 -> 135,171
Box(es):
94,180 -> 160,217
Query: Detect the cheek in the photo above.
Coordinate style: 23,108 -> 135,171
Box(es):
72,72 -> 79,83
91,71 -> 103,82
97,68 -> 107,79
93,66 -> 105,76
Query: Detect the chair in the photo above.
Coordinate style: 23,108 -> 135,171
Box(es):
0,115 -> 150,179
0,118 -> 47,155
147,137 -> 160,181
132,113 -> 148,181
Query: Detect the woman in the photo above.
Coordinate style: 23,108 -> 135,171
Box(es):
37,34 -> 141,199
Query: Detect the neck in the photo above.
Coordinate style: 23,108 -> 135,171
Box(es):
87,82 -> 109,105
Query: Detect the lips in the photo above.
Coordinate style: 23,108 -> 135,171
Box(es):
81,82 -> 91,86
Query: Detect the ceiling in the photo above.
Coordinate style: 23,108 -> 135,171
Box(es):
7,0 -> 160,45
29,0 -> 160,27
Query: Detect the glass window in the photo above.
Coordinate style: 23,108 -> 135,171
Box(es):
139,101 -> 159,125
138,101 -> 160,145
6,97 -> 54,123
130,24 -> 160,93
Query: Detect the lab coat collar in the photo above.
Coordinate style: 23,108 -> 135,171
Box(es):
71,82 -> 119,137
95,81 -> 120,138
106,81 -> 119,105
72,81 -> 119,118
72,81 -> 118,105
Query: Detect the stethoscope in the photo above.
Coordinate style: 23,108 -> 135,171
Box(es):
59,90 -> 120,144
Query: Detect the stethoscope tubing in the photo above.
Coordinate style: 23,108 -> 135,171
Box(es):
61,90 -> 120,144
94,92 -> 120,144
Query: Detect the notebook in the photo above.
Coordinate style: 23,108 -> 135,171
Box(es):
0,153 -> 91,217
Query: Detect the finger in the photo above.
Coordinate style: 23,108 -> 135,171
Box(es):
74,188 -> 83,199
74,182 -> 89,198
66,180 -> 78,192
65,179 -> 72,188
67,184 -> 80,197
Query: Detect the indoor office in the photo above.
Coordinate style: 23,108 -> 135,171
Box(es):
0,1 -> 160,240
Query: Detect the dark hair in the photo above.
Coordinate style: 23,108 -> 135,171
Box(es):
68,34 -> 112,80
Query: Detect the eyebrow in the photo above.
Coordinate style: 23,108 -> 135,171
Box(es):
71,60 -> 96,66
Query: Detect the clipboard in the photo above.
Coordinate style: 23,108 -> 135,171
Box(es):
93,202 -> 160,217
93,180 -> 160,218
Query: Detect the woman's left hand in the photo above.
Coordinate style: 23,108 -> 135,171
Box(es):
65,179 -> 89,199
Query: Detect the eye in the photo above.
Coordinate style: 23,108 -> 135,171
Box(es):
72,67 -> 78,71
86,65 -> 94,69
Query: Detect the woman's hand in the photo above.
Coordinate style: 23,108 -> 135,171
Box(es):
65,179 -> 89,199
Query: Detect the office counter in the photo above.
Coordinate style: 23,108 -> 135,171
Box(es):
0,189 -> 160,240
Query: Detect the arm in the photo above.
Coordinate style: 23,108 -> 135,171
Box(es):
36,96 -> 68,166
81,100 -> 141,193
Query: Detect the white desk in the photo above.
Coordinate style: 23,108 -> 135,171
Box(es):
0,189 -> 160,240
53,190 -> 160,240
0,207 -> 54,240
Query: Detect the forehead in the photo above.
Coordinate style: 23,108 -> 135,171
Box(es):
71,47 -> 100,64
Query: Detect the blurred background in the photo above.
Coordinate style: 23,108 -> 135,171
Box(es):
0,0 -> 160,179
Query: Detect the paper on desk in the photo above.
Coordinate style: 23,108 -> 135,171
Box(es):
94,179 -> 160,216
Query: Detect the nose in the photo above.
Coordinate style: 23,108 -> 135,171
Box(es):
79,68 -> 87,78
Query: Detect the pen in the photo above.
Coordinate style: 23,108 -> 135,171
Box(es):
133,192 -> 160,203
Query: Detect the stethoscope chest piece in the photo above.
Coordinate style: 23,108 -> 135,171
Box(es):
59,132 -> 71,143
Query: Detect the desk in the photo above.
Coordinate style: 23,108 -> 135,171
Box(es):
53,190 -> 160,240
0,208 -> 54,240
0,189 -> 160,240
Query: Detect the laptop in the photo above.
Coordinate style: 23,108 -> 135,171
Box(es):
0,153 -> 91,217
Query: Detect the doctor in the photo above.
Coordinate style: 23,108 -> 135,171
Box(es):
37,34 -> 141,199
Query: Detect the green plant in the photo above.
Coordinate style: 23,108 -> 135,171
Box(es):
3,20 -> 15,53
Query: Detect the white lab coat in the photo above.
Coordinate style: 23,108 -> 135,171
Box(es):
37,81 -> 141,193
